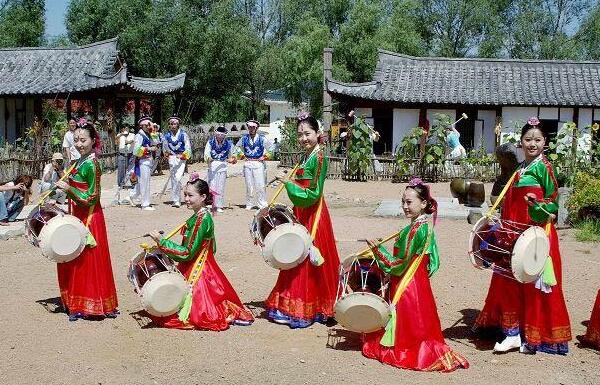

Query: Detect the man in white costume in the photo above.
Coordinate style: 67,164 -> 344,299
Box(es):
204,125 -> 236,212
130,116 -> 157,211
234,119 -> 272,210
162,116 -> 192,207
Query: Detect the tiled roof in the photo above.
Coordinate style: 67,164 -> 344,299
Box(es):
327,50 -> 600,106
0,38 -> 185,96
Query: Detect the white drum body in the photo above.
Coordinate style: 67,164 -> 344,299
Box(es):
251,204 -> 311,270
334,255 -> 391,333
26,204 -> 88,263
128,250 -> 188,317
468,216 -> 550,283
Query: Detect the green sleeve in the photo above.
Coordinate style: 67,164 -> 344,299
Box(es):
284,154 -> 328,208
408,223 -> 439,277
158,213 -> 214,262
372,242 -> 408,276
66,160 -> 100,207
529,162 -> 559,223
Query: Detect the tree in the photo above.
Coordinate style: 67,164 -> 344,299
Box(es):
576,4 -> 600,59
0,0 -> 45,48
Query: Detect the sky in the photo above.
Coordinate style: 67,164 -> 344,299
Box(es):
45,0 -> 70,37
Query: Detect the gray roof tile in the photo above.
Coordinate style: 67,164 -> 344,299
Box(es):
0,38 -> 185,96
327,50 -> 600,106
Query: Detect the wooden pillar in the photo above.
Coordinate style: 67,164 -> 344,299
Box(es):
322,48 -> 333,135
154,96 -> 163,126
66,98 -> 72,120
92,98 -> 99,121
134,97 -> 141,125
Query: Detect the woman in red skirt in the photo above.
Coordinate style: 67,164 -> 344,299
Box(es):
265,112 -> 340,328
363,179 -> 469,371
474,117 -> 571,354
149,175 -> 254,330
579,290 -> 600,350
55,121 -> 118,321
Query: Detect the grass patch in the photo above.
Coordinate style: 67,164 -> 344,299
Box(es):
574,219 -> 600,243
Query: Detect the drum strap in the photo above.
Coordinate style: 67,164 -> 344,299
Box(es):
487,171 -> 517,216
380,227 -> 432,347
178,243 -> 211,323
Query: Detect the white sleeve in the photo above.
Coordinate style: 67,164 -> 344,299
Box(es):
42,164 -> 53,182
203,140 -> 212,162
184,132 -> 192,158
62,133 -> 70,148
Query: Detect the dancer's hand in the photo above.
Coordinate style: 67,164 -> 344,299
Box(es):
55,181 -> 69,190
149,230 -> 163,243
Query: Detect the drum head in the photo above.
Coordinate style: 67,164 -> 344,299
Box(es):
511,226 -> 549,283
39,215 -> 87,263
263,222 -> 311,270
334,292 -> 390,333
140,271 -> 188,317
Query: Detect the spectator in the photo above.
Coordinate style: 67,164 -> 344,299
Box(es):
39,153 -> 66,204
0,175 -> 33,225
62,119 -> 80,166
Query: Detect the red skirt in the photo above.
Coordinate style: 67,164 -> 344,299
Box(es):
151,248 -> 254,331
474,185 -> 571,351
57,202 -> 118,316
362,256 -> 469,371
265,197 -> 340,323
581,289 -> 600,349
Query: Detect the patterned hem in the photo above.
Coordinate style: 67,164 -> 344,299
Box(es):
267,308 -> 328,329
61,292 -> 118,316
523,341 -> 569,355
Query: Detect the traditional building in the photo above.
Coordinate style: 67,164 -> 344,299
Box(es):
326,49 -> 600,155
0,38 -> 185,143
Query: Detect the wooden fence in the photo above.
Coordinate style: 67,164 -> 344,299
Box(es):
279,151 -> 499,182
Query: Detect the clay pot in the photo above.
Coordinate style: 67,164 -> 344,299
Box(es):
450,178 -> 470,204
466,182 -> 485,207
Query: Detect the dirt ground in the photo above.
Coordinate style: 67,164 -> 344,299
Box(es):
1,162 -> 599,385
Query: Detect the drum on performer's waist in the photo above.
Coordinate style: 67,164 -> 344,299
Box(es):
334,254 -> 391,333
468,216 -> 549,283
127,248 -> 188,317
25,204 -> 88,263
250,204 -> 312,270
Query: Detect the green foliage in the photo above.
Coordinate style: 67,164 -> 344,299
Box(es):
423,113 -> 450,165
347,116 -> 373,180
394,126 -> 422,178
0,0 -> 45,48
547,122 -> 599,187
463,146 -> 495,166
568,172 -> 600,220
279,118 -> 300,152
574,220 -> 600,243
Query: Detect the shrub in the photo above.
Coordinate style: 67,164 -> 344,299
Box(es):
567,172 -> 600,220
574,220 -> 600,243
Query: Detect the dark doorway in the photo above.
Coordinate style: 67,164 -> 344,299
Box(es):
455,108 -> 477,150
539,119 -> 559,144
372,108 -> 393,155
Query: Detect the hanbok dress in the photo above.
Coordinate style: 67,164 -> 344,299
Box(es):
265,146 -> 341,328
474,155 -> 571,354
362,216 -> 469,371
152,208 -> 254,330
58,153 -> 118,319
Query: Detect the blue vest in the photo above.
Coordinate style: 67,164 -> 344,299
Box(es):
164,130 -> 186,153
209,137 -> 232,161
241,134 -> 265,159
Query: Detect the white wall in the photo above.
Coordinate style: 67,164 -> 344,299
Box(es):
355,107 -> 374,126
579,108 -> 593,128
426,109 -> 455,126
266,101 -> 302,123
539,107 -> 559,120
502,107 -> 538,134
559,108 -> 573,122
477,110 -> 497,153
392,108 -> 419,153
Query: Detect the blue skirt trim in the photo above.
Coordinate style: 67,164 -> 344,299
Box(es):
267,308 -> 328,329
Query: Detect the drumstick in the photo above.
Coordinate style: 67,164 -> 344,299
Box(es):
122,230 -> 164,243
268,163 -> 300,206
37,163 -> 77,206
349,231 -> 400,258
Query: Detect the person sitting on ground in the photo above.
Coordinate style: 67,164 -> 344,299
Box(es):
39,153 -> 66,204
0,175 -> 33,225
